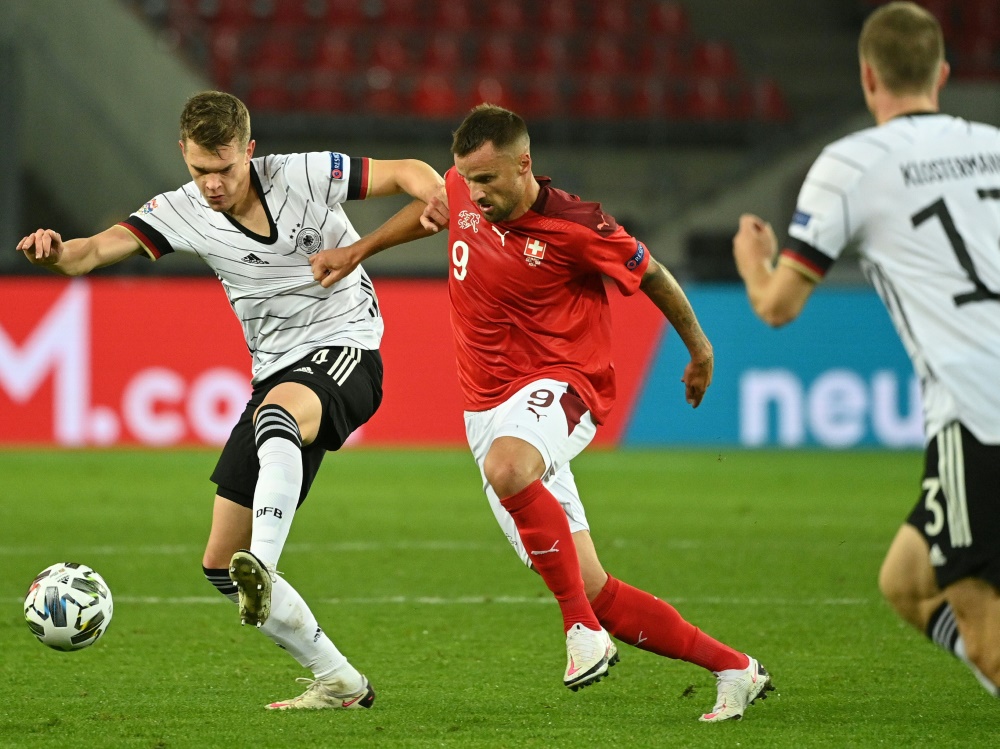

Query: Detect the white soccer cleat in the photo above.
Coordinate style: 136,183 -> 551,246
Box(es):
266,676 -> 376,710
699,655 -> 774,722
564,623 -> 619,691
228,549 -> 274,628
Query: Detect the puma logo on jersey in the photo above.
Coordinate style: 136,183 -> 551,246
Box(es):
241,253 -> 270,265
492,225 -> 509,246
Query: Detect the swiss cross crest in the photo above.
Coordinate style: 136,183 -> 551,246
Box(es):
458,210 -> 481,233
524,237 -> 547,266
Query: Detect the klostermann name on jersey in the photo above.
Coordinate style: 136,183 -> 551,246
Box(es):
445,168 -> 650,424
117,152 -> 382,383
781,114 -> 1000,444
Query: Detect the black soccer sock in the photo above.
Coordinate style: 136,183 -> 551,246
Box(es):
926,601 -> 960,654
204,565 -> 239,604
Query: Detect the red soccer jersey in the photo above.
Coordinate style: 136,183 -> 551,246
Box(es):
445,167 -> 650,424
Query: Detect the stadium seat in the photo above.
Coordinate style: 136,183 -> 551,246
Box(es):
538,0 -> 579,33
312,30 -> 358,72
369,34 -> 411,73
592,1 -> 634,35
520,73 -> 566,119
248,30 -> 302,74
627,76 -> 681,119
325,0 -> 365,28
647,0 -> 691,38
691,40 -> 741,79
532,34 -> 572,74
961,0 -> 1000,40
433,0 -> 474,32
376,0 -> 425,29
208,25 -> 243,88
422,32 -> 465,73
410,73 -> 463,118
299,71 -> 355,112
682,77 -> 738,120
360,68 -> 405,114
637,38 -> 691,77
476,34 -> 520,74
246,71 -> 295,111
743,76 -> 791,122
571,75 -> 622,120
485,1 -> 528,31
579,36 -> 628,75
467,76 -> 517,111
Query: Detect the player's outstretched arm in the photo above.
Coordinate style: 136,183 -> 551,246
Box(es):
639,253 -> 713,408
16,225 -> 144,276
310,199 -> 440,289
367,158 -> 445,205
733,213 -> 816,327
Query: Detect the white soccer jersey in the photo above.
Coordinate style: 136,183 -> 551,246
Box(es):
782,113 -> 1000,444
119,152 -> 382,383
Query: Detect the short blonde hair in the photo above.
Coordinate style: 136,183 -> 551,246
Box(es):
179,91 -> 251,153
859,1 -> 944,95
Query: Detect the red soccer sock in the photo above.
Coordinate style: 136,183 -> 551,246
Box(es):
591,575 -> 749,673
500,480 -> 600,633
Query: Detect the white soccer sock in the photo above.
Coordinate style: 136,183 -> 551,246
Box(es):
250,433 -> 302,570
955,636 -> 1000,697
260,576 -> 364,689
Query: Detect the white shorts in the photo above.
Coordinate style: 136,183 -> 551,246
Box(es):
464,379 -> 598,567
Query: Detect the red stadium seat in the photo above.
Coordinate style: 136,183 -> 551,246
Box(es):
325,0 -> 365,28
433,0 -> 474,32
485,1 -> 527,31
520,73 -> 566,119
370,35 -> 411,73
422,32 -> 465,73
411,74 -> 463,118
312,30 -> 358,72
571,75 -> 622,119
299,71 -> 354,112
377,0 -> 424,29
637,38 -> 691,77
249,31 -> 301,74
579,36 -> 628,75
476,34 -> 520,74
744,76 -> 791,121
208,25 -> 242,88
467,76 -> 517,111
682,77 -> 738,120
593,1 -> 634,35
647,1 -> 691,38
532,34 -> 572,74
538,0 -> 579,33
691,40 -> 741,79
627,77 -> 679,119
246,71 -> 295,111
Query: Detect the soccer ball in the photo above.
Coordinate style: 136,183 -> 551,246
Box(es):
23,562 -> 114,651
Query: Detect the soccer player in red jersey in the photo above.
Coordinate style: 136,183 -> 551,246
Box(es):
311,104 -> 773,721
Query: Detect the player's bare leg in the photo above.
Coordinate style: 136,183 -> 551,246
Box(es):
879,524 -> 945,629
880,523 -> 998,696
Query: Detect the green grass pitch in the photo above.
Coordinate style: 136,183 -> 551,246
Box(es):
0,448 -> 994,748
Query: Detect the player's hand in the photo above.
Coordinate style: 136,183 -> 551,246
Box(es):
733,213 -> 778,276
17,229 -> 64,266
309,247 -> 359,289
420,185 -> 449,232
681,351 -> 713,408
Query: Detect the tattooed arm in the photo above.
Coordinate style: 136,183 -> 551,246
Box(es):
639,255 -> 714,408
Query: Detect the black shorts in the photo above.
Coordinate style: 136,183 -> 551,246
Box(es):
906,421 -> 1000,590
210,346 -> 383,509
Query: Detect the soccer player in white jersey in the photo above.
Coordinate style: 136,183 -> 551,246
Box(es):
733,2 -> 1000,697
16,91 -> 446,710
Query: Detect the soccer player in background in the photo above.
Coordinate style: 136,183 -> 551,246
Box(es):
733,1 -> 1000,697
16,90 -> 446,710
311,103 -> 774,722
